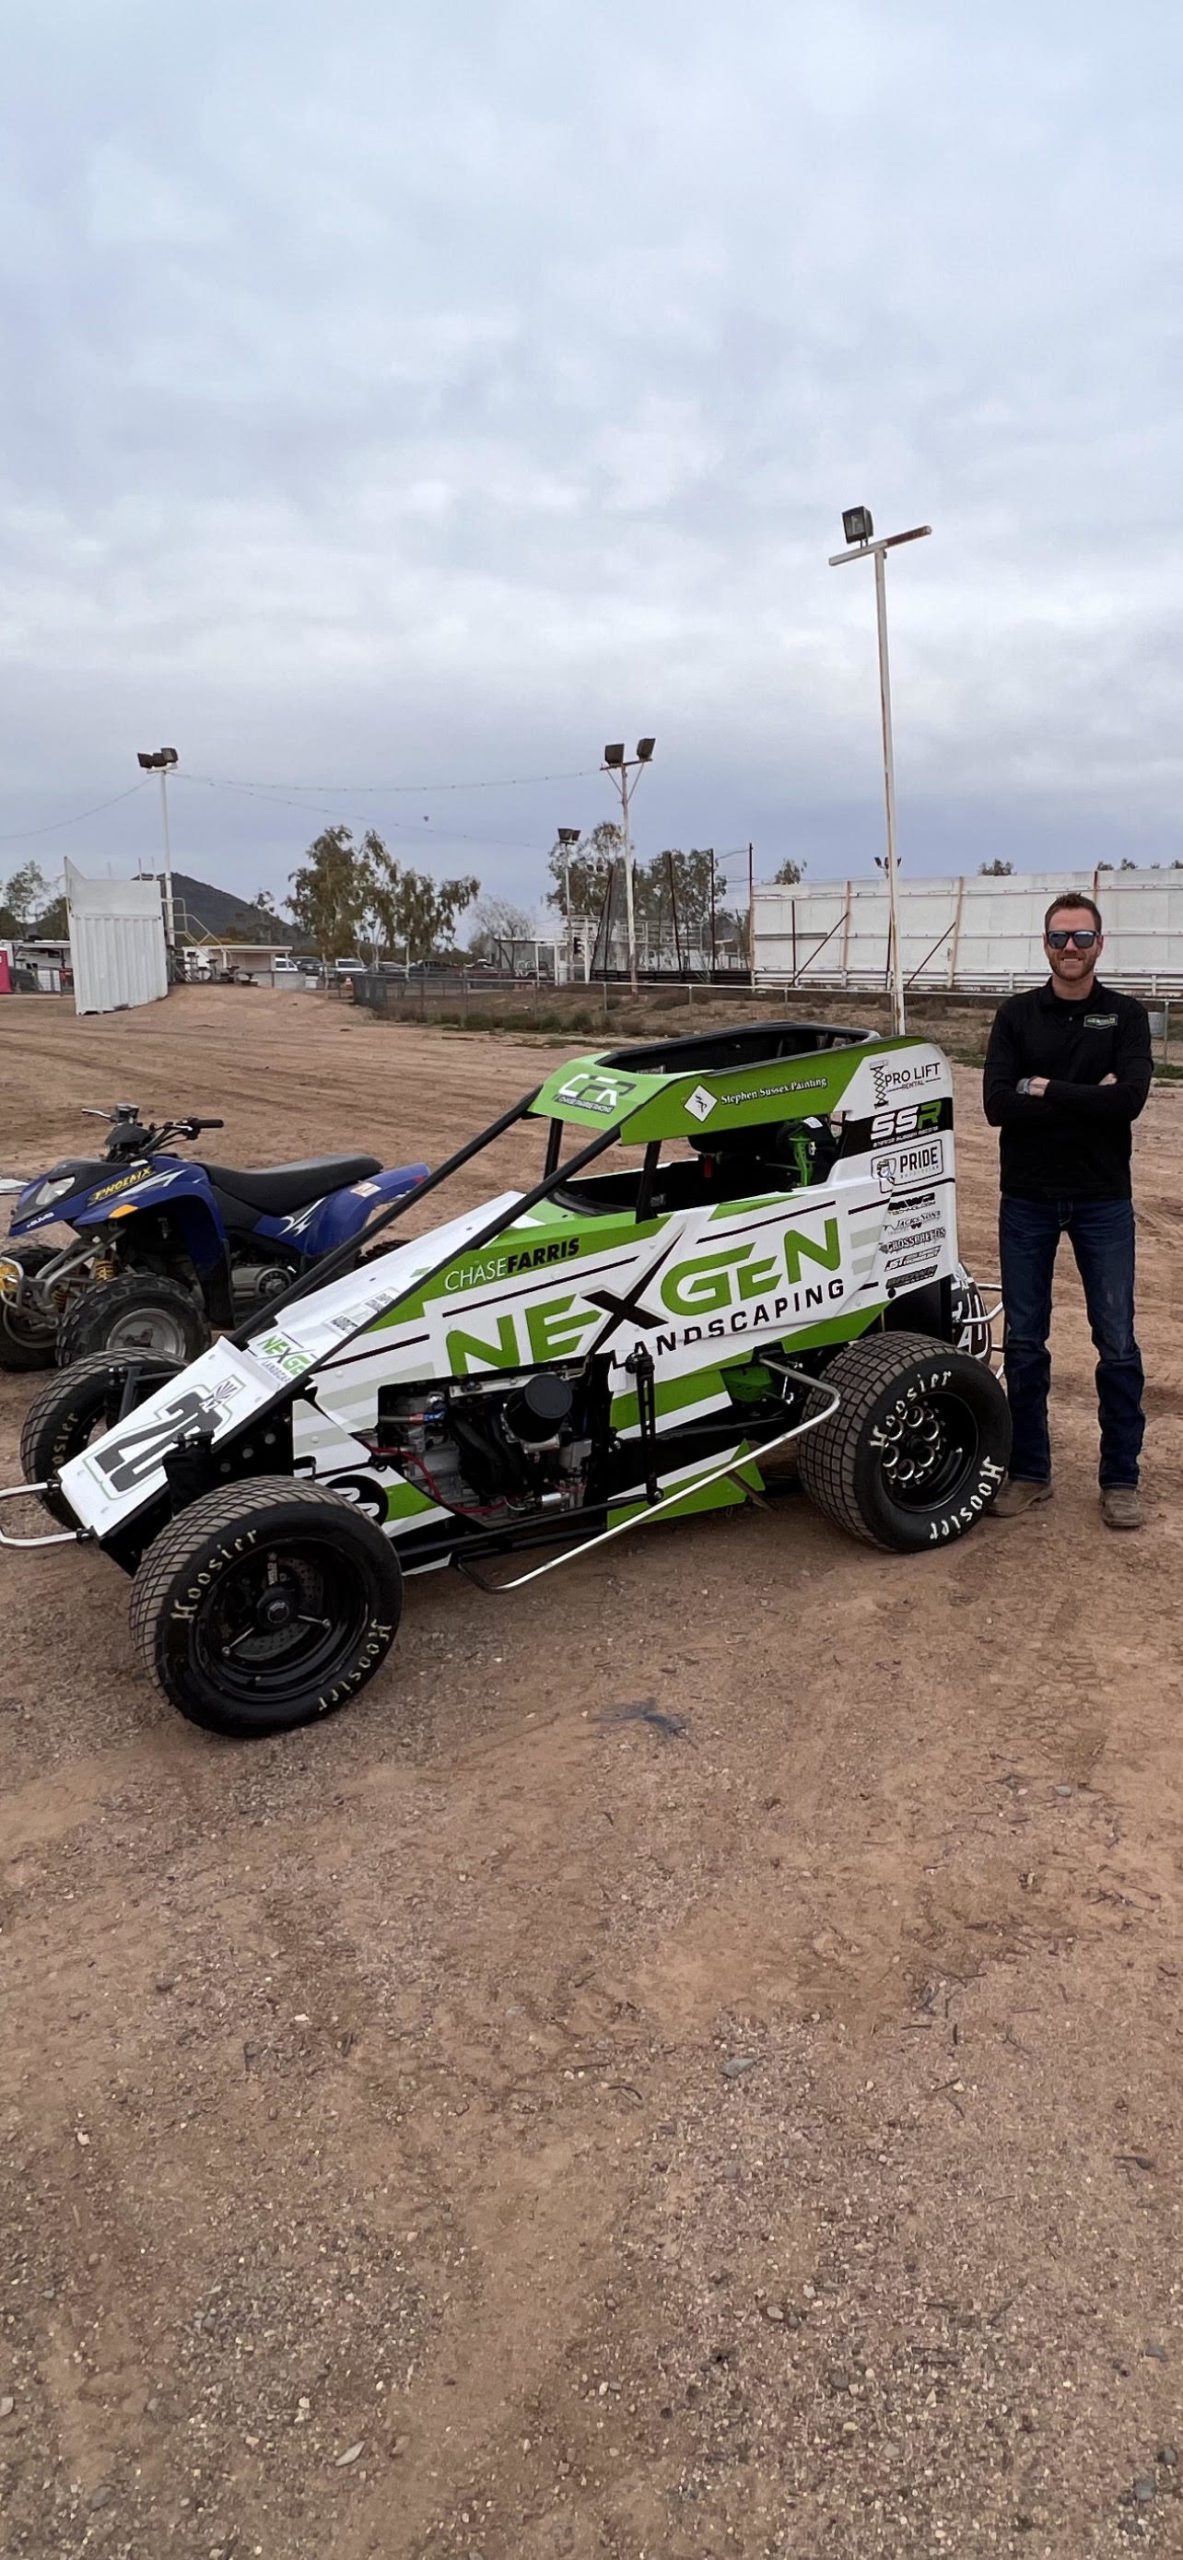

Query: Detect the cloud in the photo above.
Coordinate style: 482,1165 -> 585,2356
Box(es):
0,0 -> 1181,910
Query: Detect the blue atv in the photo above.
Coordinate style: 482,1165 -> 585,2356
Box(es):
0,1102 -> 428,1371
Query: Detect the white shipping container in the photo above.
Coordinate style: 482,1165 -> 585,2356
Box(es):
65,861 -> 169,1015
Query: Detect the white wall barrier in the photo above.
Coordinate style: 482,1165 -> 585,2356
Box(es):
752,869 -> 1183,993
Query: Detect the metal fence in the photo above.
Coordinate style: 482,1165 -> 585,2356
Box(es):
349,971 -> 758,1026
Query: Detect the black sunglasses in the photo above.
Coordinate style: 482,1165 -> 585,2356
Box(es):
1046,928 -> 1099,950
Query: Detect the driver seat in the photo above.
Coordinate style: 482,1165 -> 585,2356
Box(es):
200,1153 -> 381,1215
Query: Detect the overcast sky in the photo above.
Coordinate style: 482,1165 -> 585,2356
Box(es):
2,0 -> 1181,920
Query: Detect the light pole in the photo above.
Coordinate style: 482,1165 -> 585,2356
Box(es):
828,510 -> 930,1038
554,826 -> 581,984
555,825 -> 581,924
602,739 -> 655,993
136,747 -> 180,953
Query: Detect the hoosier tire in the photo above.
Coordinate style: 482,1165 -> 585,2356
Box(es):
57,1271 -> 210,1369
797,1331 -> 1011,1553
129,1477 -> 403,1739
20,1349 -> 186,1524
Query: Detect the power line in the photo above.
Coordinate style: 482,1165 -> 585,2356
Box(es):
0,779 -> 150,847
176,774 -> 567,856
185,766 -> 596,796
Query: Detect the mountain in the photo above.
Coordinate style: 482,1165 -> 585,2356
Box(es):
136,871 -> 286,943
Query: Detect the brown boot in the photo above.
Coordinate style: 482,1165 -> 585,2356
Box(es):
1101,1486 -> 1143,1531
988,1476 -> 1054,1520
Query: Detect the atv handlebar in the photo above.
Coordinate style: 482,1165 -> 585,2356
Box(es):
85,1104 -> 226,1160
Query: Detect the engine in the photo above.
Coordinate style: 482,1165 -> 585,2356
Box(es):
373,1365 -> 598,1523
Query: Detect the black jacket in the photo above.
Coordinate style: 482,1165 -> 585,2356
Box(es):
982,979 -> 1152,1200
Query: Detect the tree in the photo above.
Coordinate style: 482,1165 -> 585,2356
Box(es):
468,898 -> 537,965
358,831 -> 479,964
287,826 -> 368,959
979,859 -> 1014,876
545,821 -> 622,919
773,859 -> 806,886
2,862 -> 49,934
33,892 -> 69,939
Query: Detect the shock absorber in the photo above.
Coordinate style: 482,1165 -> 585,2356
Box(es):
625,1345 -> 659,1502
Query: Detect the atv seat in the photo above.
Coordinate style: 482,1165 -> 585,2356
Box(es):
200,1154 -> 381,1215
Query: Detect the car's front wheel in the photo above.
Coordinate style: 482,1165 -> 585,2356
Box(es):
129,1478 -> 403,1738
797,1331 -> 1012,1552
20,1349 -> 186,1524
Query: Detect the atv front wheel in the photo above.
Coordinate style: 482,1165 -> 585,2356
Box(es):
20,1350 -> 186,1524
0,1243 -> 59,1371
56,1272 -> 211,1369
129,1478 -> 403,1739
798,1331 -> 1012,1553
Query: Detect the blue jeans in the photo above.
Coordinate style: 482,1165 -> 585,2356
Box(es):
999,1196 -> 1145,1488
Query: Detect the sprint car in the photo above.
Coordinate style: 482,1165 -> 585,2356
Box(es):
2,1020 -> 1009,1737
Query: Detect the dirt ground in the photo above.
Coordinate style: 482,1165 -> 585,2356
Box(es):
2,987 -> 1182,2560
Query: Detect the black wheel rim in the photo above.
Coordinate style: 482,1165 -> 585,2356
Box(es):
876,1389 -> 981,1511
192,1533 -> 372,1709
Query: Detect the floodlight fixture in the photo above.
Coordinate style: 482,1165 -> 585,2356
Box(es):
635,737 -> 656,762
557,826 -> 581,846
603,743 -> 625,767
136,747 -> 179,770
842,506 -> 874,546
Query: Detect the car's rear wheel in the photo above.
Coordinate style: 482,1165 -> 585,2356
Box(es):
56,1272 -> 210,1369
797,1331 -> 1011,1552
129,1478 -> 403,1738
0,1243 -> 59,1370
20,1349 -> 186,1524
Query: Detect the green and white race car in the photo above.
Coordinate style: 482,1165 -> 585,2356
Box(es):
2,1019 -> 1010,1738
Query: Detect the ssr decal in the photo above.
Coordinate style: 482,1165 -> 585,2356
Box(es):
869,1099 -> 943,1143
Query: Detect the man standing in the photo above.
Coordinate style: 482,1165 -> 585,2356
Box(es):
982,892 -> 1152,1529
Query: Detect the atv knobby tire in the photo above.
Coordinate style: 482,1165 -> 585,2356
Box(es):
21,1349 -> 186,1524
0,1243 -> 58,1371
57,1271 -> 211,1369
797,1331 -> 1011,1552
130,1477 -> 403,1739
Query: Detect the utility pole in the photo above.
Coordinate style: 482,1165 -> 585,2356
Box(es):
554,826 -> 580,983
136,747 -> 180,955
828,510 -> 931,1038
666,848 -> 683,975
747,841 -> 755,987
602,739 -> 655,993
